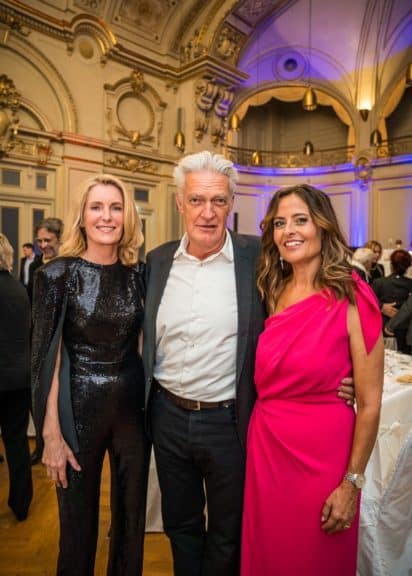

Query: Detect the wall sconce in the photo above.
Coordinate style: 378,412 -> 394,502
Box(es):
303,141 -> 314,156
406,63 -> 412,86
174,107 -> 185,153
359,109 -> 369,122
229,113 -> 240,131
36,141 -> 51,165
251,150 -> 262,166
370,129 -> 382,147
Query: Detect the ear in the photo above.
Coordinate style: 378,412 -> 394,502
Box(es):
175,193 -> 184,214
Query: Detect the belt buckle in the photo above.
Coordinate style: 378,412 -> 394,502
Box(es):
194,400 -> 201,411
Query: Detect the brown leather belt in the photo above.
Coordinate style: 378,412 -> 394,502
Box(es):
153,379 -> 235,411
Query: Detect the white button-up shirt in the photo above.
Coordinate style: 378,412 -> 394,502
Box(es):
154,231 -> 238,401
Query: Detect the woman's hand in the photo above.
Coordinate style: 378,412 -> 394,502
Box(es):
321,481 -> 358,534
42,433 -> 81,489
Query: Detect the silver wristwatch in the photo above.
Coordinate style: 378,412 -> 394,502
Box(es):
344,471 -> 366,489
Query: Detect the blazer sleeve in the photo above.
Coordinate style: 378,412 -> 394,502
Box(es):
31,259 -> 69,443
386,295 -> 412,332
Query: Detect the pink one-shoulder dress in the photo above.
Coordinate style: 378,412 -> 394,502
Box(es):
241,276 -> 381,576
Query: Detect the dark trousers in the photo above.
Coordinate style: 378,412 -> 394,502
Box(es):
56,411 -> 150,576
151,387 -> 245,576
0,388 -> 33,520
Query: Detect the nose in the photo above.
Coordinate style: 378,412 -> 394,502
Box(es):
284,219 -> 296,234
102,206 -> 111,220
201,201 -> 215,218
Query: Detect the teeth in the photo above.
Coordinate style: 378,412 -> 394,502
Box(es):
285,241 -> 302,247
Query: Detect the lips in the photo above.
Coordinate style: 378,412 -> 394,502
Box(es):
96,226 -> 116,232
284,240 -> 303,247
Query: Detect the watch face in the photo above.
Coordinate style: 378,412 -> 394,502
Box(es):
355,474 -> 366,488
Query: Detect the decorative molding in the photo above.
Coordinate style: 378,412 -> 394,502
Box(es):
0,74 -> 20,157
73,0 -> 104,15
104,70 -> 166,150
194,75 -> 237,146
214,23 -> 244,64
104,153 -> 159,174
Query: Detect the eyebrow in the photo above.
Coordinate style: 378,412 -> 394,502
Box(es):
273,212 -> 309,219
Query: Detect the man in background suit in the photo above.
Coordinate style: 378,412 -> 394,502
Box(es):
27,217 -> 63,304
28,217 -> 63,464
143,151 -> 355,576
19,242 -> 35,289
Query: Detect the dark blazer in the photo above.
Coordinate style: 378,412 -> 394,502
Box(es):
386,294 -> 412,346
372,274 -> 412,325
142,231 -> 266,450
19,256 -> 29,285
0,270 -> 31,391
27,255 -> 43,303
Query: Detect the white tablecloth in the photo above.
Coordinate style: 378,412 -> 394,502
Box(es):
358,350 -> 412,575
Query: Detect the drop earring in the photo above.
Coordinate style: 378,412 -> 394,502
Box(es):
279,256 -> 284,271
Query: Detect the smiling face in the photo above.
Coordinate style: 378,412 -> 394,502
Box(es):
273,193 -> 322,269
176,170 -> 234,260
82,183 -> 124,252
36,228 -> 60,260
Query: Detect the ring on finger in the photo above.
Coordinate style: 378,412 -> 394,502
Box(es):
344,524 -> 351,529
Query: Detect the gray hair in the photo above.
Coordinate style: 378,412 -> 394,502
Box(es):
173,151 -> 238,196
352,247 -> 375,266
0,233 -> 14,272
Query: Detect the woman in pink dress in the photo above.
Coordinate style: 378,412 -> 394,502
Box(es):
241,185 -> 384,576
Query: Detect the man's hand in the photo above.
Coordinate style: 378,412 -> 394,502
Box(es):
338,377 -> 355,406
381,302 -> 397,318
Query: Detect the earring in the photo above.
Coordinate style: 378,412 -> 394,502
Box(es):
279,256 -> 284,271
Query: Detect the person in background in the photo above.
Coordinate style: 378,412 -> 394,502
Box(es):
27,217 -> 64,303
143,152 -> 356,576
364,240 -> 384,282
372,249 -> 412,353
351,247 -> 374,283
29,217 -> 64,465
0,233 -> 33,521
19,242 -> 35,289
241,184 -> 383,576
385,294 -> 412,354
31,174 -> 149,576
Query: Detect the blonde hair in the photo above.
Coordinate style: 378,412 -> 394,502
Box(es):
0,233 -> 14,272
59,174 -> 143,266
257,185 -> 355,315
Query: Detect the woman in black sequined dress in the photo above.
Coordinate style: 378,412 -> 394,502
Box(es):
31,174 -> 149,576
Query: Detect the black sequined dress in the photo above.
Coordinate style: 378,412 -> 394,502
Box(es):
32,256 -> 149,576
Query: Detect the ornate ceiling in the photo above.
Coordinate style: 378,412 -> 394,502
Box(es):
1,0 -> 411,128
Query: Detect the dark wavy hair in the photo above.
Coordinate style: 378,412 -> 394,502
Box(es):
257,184 -> 355,314
390,249 -> 411,276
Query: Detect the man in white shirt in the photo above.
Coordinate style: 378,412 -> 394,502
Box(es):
19,243 -> 35,288
143,151 -> 354,575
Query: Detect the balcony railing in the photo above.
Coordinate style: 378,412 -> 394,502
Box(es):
225,144 -> 355,169
225,135 -> 412,169
376,135 -> 412,158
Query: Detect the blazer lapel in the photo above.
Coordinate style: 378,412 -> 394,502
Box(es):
231,232 -> 254,387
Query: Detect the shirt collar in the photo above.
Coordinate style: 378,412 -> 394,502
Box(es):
174,230 -> 234,263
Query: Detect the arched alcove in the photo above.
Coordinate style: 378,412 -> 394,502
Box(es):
238,98 -> 348,153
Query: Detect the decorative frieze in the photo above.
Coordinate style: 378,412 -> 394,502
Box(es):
105,153 -> 159,174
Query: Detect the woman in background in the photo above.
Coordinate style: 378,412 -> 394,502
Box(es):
32,174 -> 149,576
242,185 -> 383,576
364,240 -> 384,282
0,233 -> 32,521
